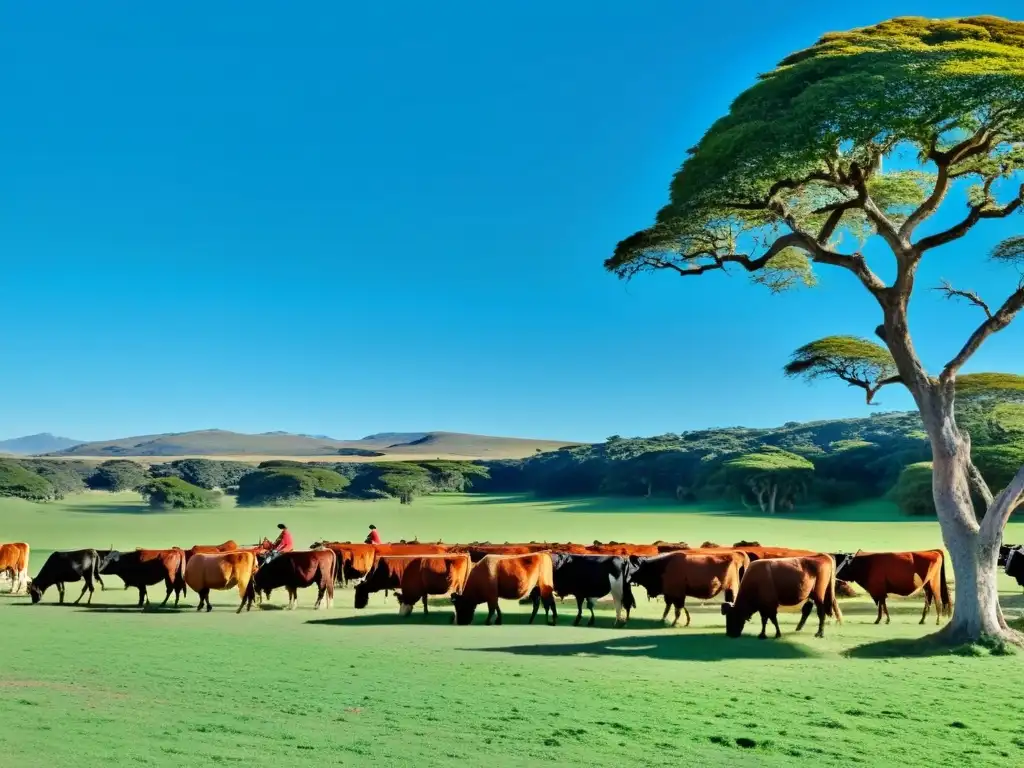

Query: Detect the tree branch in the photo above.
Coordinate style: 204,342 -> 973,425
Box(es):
866,375 -> 904,405
934,279 -> 993,318
639,234 -> 802,278
967,459 -> 995,511
980,463 -> 1024,543
917,183 -> 1024,253
900,163 -> 950,238
942,281 -> 1024,381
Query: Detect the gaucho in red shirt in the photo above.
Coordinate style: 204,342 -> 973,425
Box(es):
365,524 -> 382,545
273,523 -> 294,552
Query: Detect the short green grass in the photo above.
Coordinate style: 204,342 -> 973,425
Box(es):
3,492 -> 1024,767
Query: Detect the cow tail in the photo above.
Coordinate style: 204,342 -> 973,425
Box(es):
178,550 -> 187,597
828,556 -> 843,624
940,553 -> 952,617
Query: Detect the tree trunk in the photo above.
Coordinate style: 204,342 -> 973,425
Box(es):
923,395 -> 1021,645
768,483 -> 778,515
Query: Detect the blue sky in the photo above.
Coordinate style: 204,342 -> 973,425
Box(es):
2,2 -> 1023,443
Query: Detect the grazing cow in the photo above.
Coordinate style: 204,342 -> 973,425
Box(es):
100,548 -> 187,608
999,544 -> 1021,568
450,553 -> 557,626
28,549 -> 109,605
830,550 -> 951,625
0,542 -> 30,594
628,550 -> 748,626
549,553 -> 633,627
183,551 -> 257,613
394,554 -> 472,617
184,540 -> 239,562
722,554 -> 842,639
253,549 -> 336,610
353,555 -> 424,608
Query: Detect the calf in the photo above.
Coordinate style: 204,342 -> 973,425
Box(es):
830,550 -> 951,625
550,553 -> 633,627
253,549 -> 336,610
629,550 -> 748,627
100,548 -> 187,608
28,549 -> 109,605
0,542 -> 30,594
183,551 -> 258,613
722,554 -> 842,639
451,553 -> 557,626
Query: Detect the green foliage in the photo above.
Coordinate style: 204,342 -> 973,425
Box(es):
87,460 -> 149,492
972,442 -> 1024,492
15,460 -> 89,499
151,458 -> 256,490
138,477 -> 222,510
0,459 -> 55,501
890,462 -> 937,516
991,235 -> 1024,263
749,247 -> 817,293
718,447 -> 814,513
236,469 -> 316,506
304,468 -> 350,496
784,337 -> 898,402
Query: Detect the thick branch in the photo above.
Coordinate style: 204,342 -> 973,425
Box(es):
967,459 -> 995,511
917,183 -> 1024,253
934,279 -> 992,318
848,162 -> 909,256
980,463 -> 1024,543
866,375 -> 904,405
942,282 -> 1024,380
901,163 -> 950,238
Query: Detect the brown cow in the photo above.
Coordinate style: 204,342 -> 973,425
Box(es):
100,548 -> 187,607
184,551 -> 257,613
0,542 -> 30,594
628,550 -> 749,626
451,553 -> 557,626
353,554 -> 416,608
395,554 -> 472,618
586,544 -> 661,557
722,554 -> 842,639
184,540 -> 239,562
253,549 -> 336,610
830,550 -> 951,625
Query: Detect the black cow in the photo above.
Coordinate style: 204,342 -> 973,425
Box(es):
1004,545 -> 1024,588
999,544 -> 1020,568
99,548 -> 188,608
549,553 -> 634,627
28,549 -> 109,605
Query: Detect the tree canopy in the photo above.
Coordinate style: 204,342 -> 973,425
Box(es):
0,459 -> 56,501
138,477 -> 222,510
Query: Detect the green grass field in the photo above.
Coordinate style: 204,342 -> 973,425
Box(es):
3,492 -> 1024,767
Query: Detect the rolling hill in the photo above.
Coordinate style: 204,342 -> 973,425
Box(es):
0,433 -> 83,455
38,429 -> 581,460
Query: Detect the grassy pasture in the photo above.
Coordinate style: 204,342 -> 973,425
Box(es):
3,492 -> 1024,767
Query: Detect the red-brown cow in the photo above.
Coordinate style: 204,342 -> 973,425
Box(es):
0,542 -> 30,594
100,548 -> 187,607
395,554 -> 472,617
451,553 -> 557,626
722,554 -> 842,639
628,550 -> 749,626
253,549 -> 336,610
830,550 -> 951,624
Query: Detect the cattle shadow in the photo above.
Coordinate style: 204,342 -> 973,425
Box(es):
460,632 -> 820,662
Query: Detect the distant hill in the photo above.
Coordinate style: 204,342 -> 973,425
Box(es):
42,429 -> 581,460
0,433 -> 83,455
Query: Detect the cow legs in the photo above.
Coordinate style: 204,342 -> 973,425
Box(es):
528,591 -> 540,624
671,601 -> 684,628
586,597 -> 596,627
769,614 -> 781,639
758,611 -> 770,639
198,588 -> 212,612
491,602 -> 503,626
920,586 -> 937,625
545,592 -> 557,626
74,581 -> 90,605
661,600 -> 671,623
609,573 -> 625,627
57,582 -> 65,604
681,600 -> 691,628
138,585 -> 149,608
873,598 -> 884,624
573,596 -> 584,626
422,595 -> 429,615
795,600 -> 814,632
881,598 -> 891,624
814,600 -> 827,638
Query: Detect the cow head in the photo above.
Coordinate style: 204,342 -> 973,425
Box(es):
353,582 -> 371,609
549,552 -> 571,571
625,555 -> 660,597
28,583 -> 43,604
720,602 -> 745,638
1005,547 -> 1024,584
999,544 -> 1020,568
450,592 -> 476,625
99,550 -> 121,572
395,592 -> 415,617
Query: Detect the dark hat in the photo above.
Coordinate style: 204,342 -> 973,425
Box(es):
277,523 -> 287,529
369,524 -> 376,529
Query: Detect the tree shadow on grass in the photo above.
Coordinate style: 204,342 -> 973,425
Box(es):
70,504 -> 162,515
843,636 -> 968,659
460,632 -> 820,662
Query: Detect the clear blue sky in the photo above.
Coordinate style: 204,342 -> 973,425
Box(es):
2,2 -> 1023,443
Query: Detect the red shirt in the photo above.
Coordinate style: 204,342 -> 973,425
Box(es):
367,529 -> 381,544
275,529 -> 294,552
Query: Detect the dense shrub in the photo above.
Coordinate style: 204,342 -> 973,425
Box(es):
88,460 -> 149,492
236,468 -> 316,506
972,442 -> 1024,493
0,460 -> 56,501
138,477 -> 222,509
151,458 -> 256,490
890,462 -> 936,516
17,460 -> 88,499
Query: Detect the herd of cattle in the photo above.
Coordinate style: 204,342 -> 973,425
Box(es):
3,538 -> 1024,638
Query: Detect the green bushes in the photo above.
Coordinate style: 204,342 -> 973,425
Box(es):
890,462 -> 936,516
237,468 -> 317,506
151,458 -> 256,490
87,460 -> 149,492
0,460 -> 56,501
138,477 -> 222,510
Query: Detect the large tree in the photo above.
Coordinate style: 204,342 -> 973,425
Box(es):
606,16 -> 1024,644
